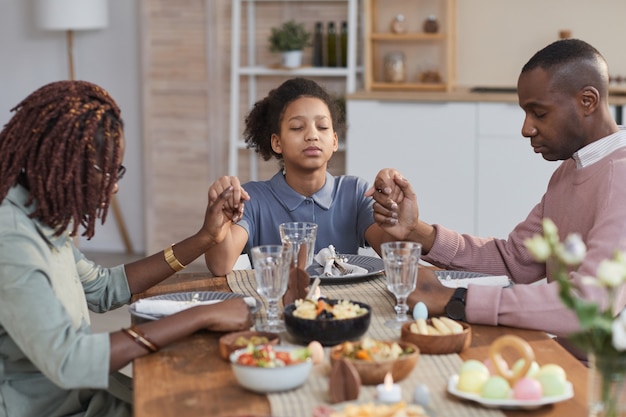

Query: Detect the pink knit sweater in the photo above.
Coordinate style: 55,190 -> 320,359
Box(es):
425,147 -> 626,338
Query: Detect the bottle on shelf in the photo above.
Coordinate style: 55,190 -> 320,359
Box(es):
327,21 -> 337,67
340,21 -> 348,67
390,14 -> 407,34
313,21 -> 324,67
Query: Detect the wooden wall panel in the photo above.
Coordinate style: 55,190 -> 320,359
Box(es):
141,0 -> 348,258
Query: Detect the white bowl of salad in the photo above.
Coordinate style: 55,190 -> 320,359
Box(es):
229,344 -> 314,393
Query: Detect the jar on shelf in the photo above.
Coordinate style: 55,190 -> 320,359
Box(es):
384,52 -> 406,83
423,15 -> 439,33
390,14 -> 407,34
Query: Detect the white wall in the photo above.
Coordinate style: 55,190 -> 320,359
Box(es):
0,0 -> 143,253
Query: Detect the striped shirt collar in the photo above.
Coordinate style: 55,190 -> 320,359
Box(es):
572,126 -> 626,168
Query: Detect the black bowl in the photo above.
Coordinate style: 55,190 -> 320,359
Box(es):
283,300 -> 372,346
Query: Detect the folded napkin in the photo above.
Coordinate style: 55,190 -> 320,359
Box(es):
313,246 -> 368,277
134,297 -> 257,316
438,274 -> 510,288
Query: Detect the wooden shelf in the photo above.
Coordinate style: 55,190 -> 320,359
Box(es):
364,0 -> 457,92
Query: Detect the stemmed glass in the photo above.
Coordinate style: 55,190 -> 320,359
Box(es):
381,241 -> 422,329
279,222 -> 318,269
250,245 -> 293,332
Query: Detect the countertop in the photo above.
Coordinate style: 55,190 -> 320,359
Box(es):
348,86 -> 626,106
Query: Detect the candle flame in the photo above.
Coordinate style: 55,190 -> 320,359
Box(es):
384,371 -> 394,388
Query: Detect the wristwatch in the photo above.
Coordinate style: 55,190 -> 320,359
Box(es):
445,287 -> 467,321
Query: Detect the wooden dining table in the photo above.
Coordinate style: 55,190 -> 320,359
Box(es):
131,272 -> 589,417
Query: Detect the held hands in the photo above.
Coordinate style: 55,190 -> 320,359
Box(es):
208,176 -> 250,222
365,168 -> 420,240
201,176 -> 251,246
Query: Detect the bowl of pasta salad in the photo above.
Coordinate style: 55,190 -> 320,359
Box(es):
283,298 -> 371,346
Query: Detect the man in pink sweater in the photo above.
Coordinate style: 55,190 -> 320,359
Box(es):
368,39 -> 626,357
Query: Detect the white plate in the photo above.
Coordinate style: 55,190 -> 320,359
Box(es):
129,291 -> 260,321
434,270 -> 490,279
307,254 -> 384,284
447,374 -> 574,410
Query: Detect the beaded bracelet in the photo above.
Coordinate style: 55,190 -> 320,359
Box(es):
122,325 -> 159,353
164,244 -> 186,272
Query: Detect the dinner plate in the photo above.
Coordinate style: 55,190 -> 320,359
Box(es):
434,270 -> 489,280
129,291 -> 261,321
447,375 -> 573,410
434,270 -> 512,288
307,254 -> 385,284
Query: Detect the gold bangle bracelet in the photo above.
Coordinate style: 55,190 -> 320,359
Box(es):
164,244 -> 186,272
122,325 -> 159,352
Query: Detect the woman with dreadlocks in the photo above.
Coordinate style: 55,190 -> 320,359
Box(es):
0,80 -> 253,417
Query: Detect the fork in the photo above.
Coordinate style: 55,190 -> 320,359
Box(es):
333,260 -> 354,275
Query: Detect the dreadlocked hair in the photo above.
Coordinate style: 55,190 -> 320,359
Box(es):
0,80 -> 123,239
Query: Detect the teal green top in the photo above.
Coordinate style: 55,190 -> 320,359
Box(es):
0,185 -> 132,417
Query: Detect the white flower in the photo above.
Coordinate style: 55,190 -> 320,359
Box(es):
525,235 -> 552,262
542,218 -> 560,245
612,309 -> 626,351
556,233 -> 586,265
596,259 -> 626,288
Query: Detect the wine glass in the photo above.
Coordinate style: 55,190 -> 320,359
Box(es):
250,245 -> 292,332
381,241 -> 422,329
279,222 -> 318,269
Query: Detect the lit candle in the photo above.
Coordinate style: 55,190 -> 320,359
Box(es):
376,372 -> 402,403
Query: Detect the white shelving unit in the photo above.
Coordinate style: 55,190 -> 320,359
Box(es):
229,0 -> 361,180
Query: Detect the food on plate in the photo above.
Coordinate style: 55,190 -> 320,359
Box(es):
408,316 -> 463,335
233,335 -> 270,347
455,335 -> 570,399
293,298 -> 368,320
234,344 -> 311,368
327,401 -> 427,417
334,337 -> 413,362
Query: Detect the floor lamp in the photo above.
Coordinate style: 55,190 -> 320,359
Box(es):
35,0 -> 134,254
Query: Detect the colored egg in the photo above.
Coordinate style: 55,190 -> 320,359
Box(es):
512,377 -> 543,401
460,359 -> 490,377
457,370 -> 489,394
480,375 -> 510,399
483,356 -> 509,376
412,302 -> 429,321
536,364 -> 567,382
535,372 -> 567,396
413,384 -> 431,406
512,359 -> 540,378
307,341 -> 324,365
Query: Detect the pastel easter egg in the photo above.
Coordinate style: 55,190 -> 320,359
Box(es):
512,377 -> 543,401
484,356 -> 509,376
307,341 -> 324,365
457,370 -> 489,394
412,302 -> 429,321
413,384 -> 431,406
512,359 -> 540,378
460,359 -> 490,377
535,364 -> 567,382
535,372 -> 567,396
480,375 -> 510,399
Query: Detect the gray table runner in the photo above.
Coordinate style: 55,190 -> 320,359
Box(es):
227,269 -> 504,417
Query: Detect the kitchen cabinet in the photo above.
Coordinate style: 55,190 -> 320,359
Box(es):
364,0 -> 456,92
475,103 -> 556,237
346,100 -> 477,234
346,99 -> 558,238
229,0 -> 361,180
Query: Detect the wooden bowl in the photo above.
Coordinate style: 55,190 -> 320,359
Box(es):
400,319 -> 471,354
218,330 -> 280,361
329,340 -> 419,385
